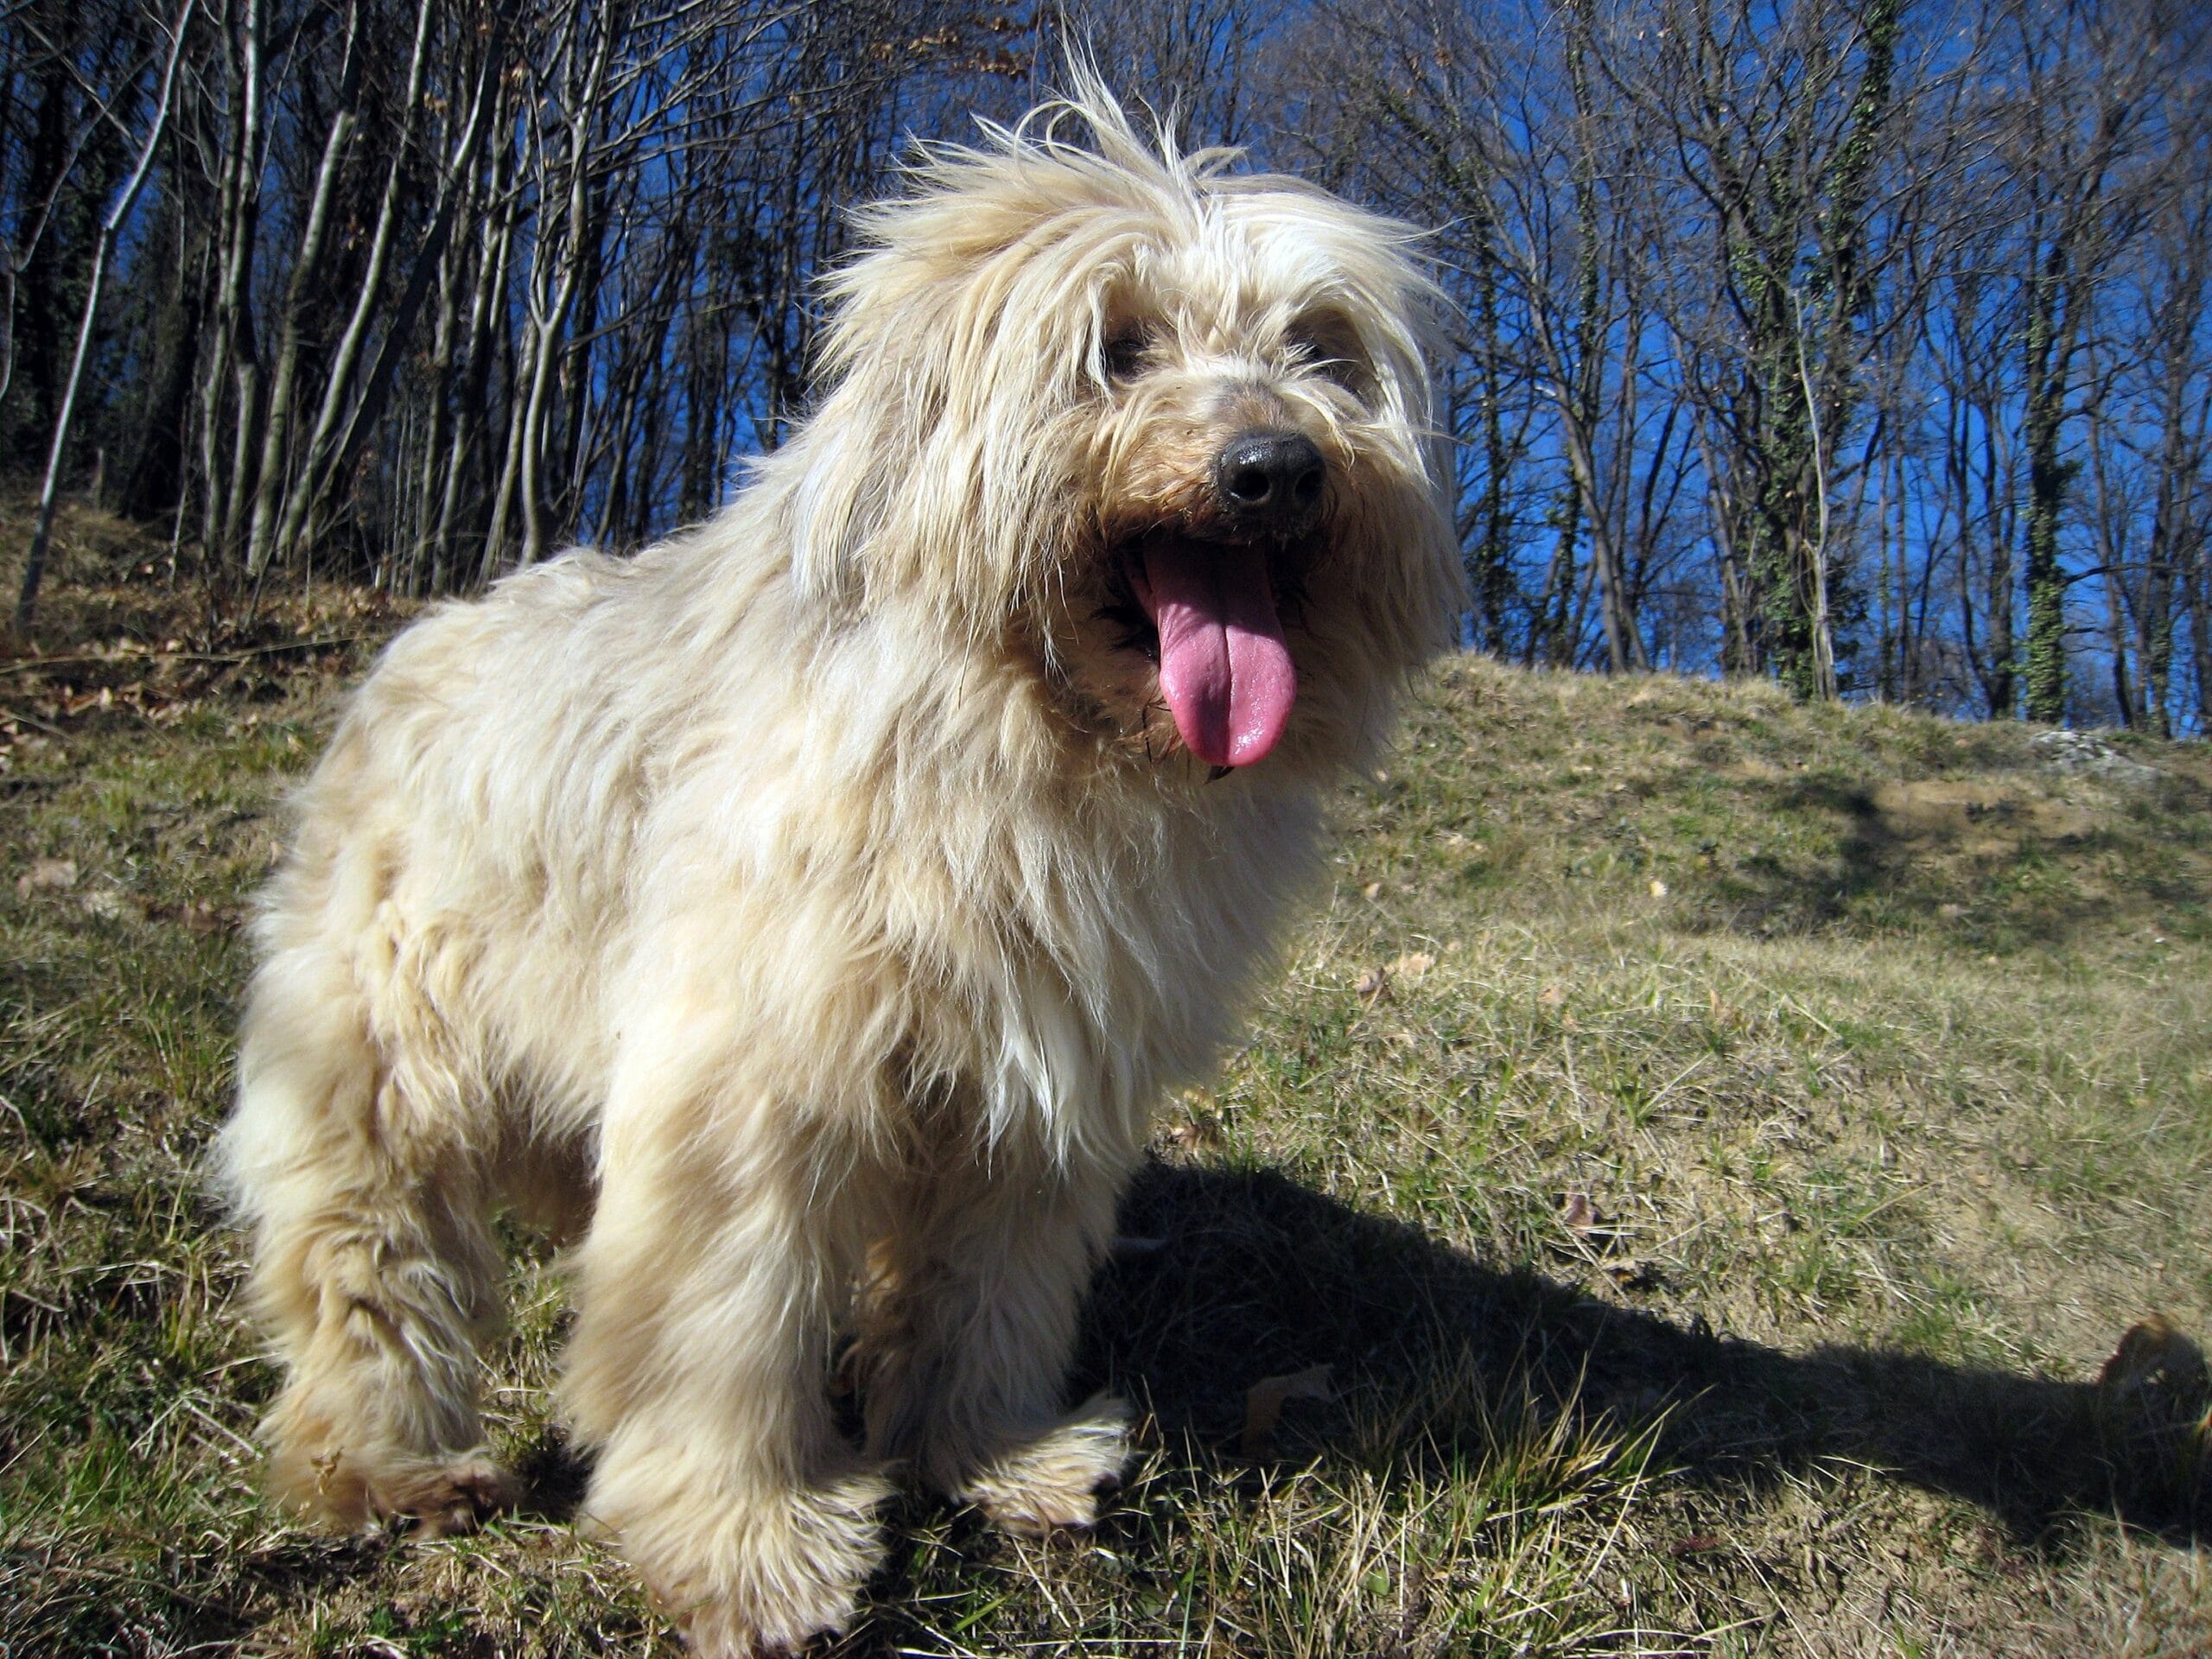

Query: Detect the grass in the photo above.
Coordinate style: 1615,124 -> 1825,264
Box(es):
3,517 -> 2209,1655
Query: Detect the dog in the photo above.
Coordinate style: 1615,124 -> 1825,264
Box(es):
216,84 -> 1460,1655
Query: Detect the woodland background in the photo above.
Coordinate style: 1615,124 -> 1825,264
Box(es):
4,0 -> 2210,730
6,5 -> 2212,1650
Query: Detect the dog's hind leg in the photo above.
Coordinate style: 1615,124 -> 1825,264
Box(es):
564,1056 -> 893,1658
219,943 -> 513,1535
862,1149 -> 1134,1535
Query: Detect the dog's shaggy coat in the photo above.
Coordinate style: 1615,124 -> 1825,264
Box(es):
218,88 -> 1461,1654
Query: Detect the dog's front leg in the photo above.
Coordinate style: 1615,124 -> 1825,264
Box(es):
863,1148 -> 1133,1535
565,1065 -> 890,1657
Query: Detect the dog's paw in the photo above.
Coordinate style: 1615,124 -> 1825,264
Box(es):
382,1452 -> 521,1538
626,1470 -> 893,1658
267,1434 -> 518,1536
963,1396 -> 1131,1537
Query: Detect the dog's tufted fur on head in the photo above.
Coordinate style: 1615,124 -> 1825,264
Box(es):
216,80 -> 1462,1655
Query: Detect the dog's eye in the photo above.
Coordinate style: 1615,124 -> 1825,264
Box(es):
1100,325 -> 1153,384
1287,319 -> 1370,399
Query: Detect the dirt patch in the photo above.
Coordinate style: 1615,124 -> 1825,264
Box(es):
1870,779 -> 2101,855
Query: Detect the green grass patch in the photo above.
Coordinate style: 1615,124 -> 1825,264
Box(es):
4,622 -> 2210,1653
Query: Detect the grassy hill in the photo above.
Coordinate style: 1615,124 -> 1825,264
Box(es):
3,527 -> 2208,1656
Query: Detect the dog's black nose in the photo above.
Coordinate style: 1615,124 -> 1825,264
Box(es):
1213,432 -> 1325,526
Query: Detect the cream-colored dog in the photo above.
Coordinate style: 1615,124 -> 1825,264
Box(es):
219,86 -> 1459,1654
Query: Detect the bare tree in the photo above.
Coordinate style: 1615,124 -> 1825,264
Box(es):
10,0 -> 2212,736
16,0 -> 196,627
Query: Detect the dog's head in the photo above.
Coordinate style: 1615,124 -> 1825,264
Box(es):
782,83 -> 1463,781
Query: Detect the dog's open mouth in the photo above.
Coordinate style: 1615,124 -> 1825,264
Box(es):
1118,533 -> 1297,770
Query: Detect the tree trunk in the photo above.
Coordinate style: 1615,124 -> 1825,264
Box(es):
2021,238 -> 2072,724
243,0 -> 363,581
16,0 -> 199,630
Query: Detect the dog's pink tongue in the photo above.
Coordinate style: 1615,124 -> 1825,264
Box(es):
1141,540 -> 1296,769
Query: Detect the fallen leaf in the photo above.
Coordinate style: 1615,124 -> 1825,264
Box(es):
1389,950 -> 1434,983
80,888 -> 140,921
1360,880 -> 1382,901
1560,1190 -> 1603,1233
2098,1315 -> 2209,1406
2094,1317 -> 2211,1477
1163,1112 -> 1221,1154
1354,968 -> 1387,999
179,900 -> 238,936
1540,983 -> 1567,1008
1649,879 -> 1669,898
17,858 -> 78,895
1242,1363 -> 1333,1459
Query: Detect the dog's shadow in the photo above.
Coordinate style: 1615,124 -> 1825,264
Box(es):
1067,1159 -> 2208,1547
506,1157 -> 2205,1547
493,1152 -> 2202,1645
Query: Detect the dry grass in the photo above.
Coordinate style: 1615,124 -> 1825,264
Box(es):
3,538 -> 2208,1655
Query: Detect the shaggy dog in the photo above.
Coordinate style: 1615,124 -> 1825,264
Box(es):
218,87 -> 1460,1654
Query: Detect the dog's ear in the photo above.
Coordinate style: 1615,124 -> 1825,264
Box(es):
780,169 -> 1129,628
777,88 -> 1207,624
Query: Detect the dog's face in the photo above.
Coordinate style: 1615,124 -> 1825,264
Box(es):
792,97 -> 1464,783
1056,233 -> 1449,775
